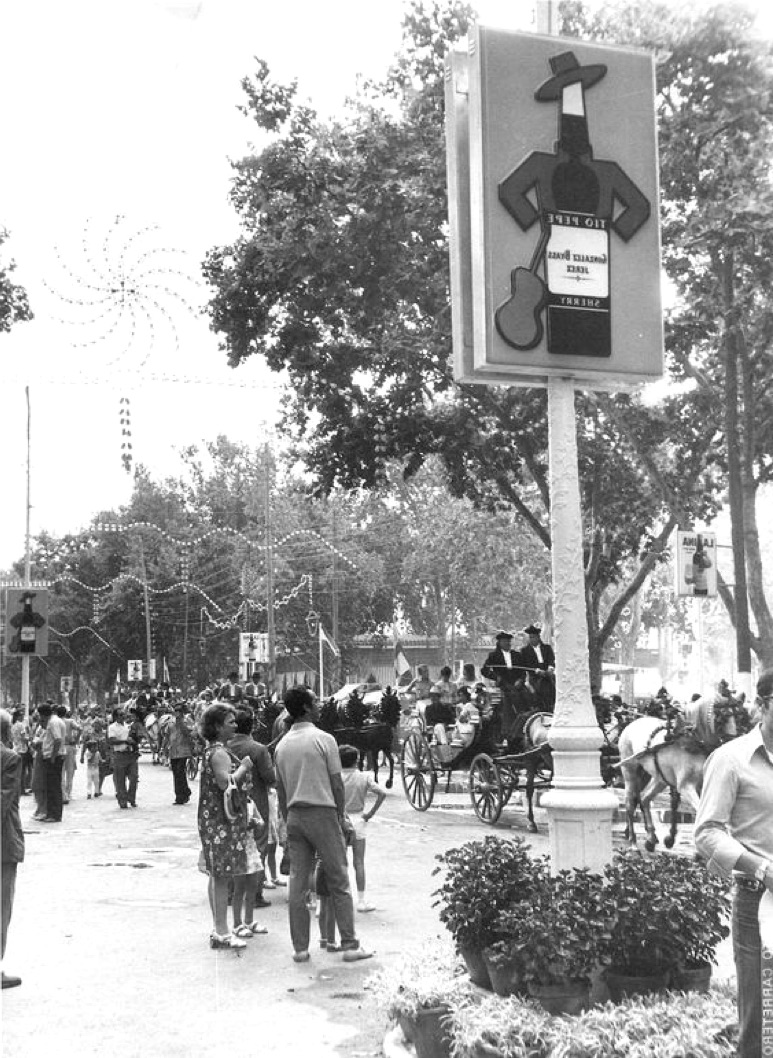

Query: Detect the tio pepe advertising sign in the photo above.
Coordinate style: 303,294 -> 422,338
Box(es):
446,27 -> 663,388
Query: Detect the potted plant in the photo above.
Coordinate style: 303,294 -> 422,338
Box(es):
367,946 -> 476,1058
433,836 -> 538,990
486,866 -> 610,1013
656,852 -> 731,991
600,849 -> 679,1000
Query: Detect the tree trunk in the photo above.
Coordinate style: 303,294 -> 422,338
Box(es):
720,253 -> 752,678
737,296 -> 773,671
743,485 -> 773,669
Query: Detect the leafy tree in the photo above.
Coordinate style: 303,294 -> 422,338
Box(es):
562,0 -> 773,670
204,0 -> 773,686
0,228 -> 32,333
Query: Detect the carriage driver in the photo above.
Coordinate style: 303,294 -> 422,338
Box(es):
481,631 -> 526,747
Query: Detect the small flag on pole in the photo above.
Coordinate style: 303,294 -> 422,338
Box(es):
393,629 -> 412,684
318,622 -> 341,658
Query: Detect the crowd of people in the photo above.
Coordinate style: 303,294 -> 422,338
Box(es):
6,641 -> 773,1057
0,669 -> 393,982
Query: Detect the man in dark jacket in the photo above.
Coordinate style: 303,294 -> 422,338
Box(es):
518,624 -> 556,711
481,631 -> 526,745
1,709 -> 24,988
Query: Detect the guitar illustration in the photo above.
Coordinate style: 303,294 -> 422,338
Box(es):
495,224 -> 550,350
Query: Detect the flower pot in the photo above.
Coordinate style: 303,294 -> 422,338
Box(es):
671,962 -> 712,993
527,980 -> 591,1016
398,1013 -> 416,1043
605,968 -> 670,1002
459,944 -> 493,990
482,947 -> 525,997
413,1004 -> 452,1058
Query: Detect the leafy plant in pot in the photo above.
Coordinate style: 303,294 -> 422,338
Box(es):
600,849 -> 681,1001
656,851 -> 731,991
487,865 -> 611,1013
366,946 -> 475,1058
433,836 -> 538,990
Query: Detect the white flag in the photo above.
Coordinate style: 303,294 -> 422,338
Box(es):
318,622 -> 340,658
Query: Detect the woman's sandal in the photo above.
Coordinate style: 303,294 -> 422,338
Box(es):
232,924 -> 253,939
247,922 -> 268,935
210,931 -> 247,949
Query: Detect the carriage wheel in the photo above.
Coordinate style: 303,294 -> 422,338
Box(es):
469,753 -> 504,824
401,732 -> 436,811
497,763 -> 520,807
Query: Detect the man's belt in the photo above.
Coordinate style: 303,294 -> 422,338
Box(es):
734,876 -> 765,893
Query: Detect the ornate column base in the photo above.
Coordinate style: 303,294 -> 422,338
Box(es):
542,741 -> 618,873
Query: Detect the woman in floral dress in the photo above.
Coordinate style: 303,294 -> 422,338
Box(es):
198,704 -> 262,950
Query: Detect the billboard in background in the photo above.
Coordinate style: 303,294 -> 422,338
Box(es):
675,530 -> 717,598
5,588 -> 49,656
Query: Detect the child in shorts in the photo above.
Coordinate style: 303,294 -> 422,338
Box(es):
339,744 -> 387,913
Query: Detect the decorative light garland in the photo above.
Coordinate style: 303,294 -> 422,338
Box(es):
49,624 -> 123,657
201,574 -> 311,629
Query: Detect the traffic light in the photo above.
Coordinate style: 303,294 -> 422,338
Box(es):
5,588 -> 49,657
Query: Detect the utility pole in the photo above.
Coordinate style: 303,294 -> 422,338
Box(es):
331,507 -> 340,690
138,537 -> 153,679
22,386 -> 31,720
264,447 -> 276,695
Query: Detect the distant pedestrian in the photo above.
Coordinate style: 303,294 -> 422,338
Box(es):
59,706 -> 81,804
274,687 -> 372,964
339,744 -> 387,913
168,704 -> 196,805
262,786 -> 286,888
218,672 -> 243,704
108,706 -> 139,809
1,709 -> 24,989
197,703 -> 263,951
38,703 -> 66,823
81,738 -> 102,798
29,712 -> 47,820
10,711 -> 31,795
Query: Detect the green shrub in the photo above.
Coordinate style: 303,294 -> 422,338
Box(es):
490,867 -> 612,986
448,985 -> 737,1058
365,942 -> 474,1021
433,836 -> 540,951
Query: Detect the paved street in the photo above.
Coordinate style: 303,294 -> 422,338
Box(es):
2,754 -> 734,1057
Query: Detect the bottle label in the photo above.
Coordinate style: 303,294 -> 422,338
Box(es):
543,210 -> 611,357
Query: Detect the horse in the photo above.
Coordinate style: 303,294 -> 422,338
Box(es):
143,710 -> 173,765
616,693 -> 748,850
317,691 -> 400,789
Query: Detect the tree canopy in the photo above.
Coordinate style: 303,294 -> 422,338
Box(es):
0,228 -> 32,334
204,0 -> 773,682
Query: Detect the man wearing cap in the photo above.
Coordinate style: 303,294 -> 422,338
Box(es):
518,625 -> 556,712
481,632 -> 525,746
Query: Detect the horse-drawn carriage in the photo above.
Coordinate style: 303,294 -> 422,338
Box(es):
400,688 -> 556,831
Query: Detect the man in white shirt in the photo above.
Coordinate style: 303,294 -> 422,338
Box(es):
695,670 -> 773,1058
38,703 -> 66,823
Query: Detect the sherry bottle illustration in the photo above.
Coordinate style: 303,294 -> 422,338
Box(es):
692,534 -> 712,597
9,592 -> 45,654
497,51 -> 651,357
